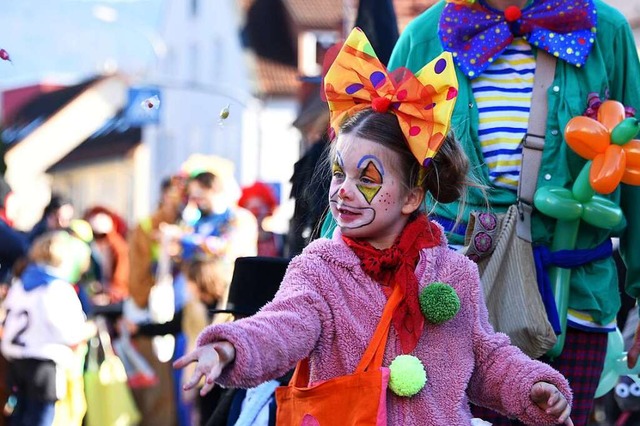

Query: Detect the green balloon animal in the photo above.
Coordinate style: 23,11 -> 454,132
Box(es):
534,100 -> 640,395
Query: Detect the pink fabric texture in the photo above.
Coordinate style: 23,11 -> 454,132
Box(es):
377,367 -> 390,426
196,226 -> 572,426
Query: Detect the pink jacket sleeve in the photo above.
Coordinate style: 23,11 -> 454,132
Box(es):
465,263 -> 573,425
195,255 -> 331,388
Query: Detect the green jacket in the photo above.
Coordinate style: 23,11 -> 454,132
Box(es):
384,0 -> 640,325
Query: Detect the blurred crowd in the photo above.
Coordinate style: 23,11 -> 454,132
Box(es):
0,113 -> 332,426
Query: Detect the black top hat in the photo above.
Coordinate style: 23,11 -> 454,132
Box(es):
212,256 -> 290,317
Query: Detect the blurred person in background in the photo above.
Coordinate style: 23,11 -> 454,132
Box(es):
125,175 -> 187,426
84,208 -> 130,304
182,171 -> 257,267
180,170 -> 257,318
287,94 -> 331,257
166,170 -> 256,425
238,182 -> 284,257
63,221 -> 101,324
0,177 -> 28,426
120,255 -> 227,426
27,194 -> 74,244
1,231 -> 96,426
84,205 -> 128,239
0,177 -> 28,287
129,175 -> 186,312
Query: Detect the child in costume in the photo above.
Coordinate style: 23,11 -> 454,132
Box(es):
238,182 -> 284,257
174,28 -> 573,426
1,231 -> 96,426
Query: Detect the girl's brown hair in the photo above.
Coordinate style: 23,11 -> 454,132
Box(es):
335,109 -> 469,204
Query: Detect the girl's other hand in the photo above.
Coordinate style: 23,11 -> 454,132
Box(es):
173,341 -> 236,396
530,381 -> 573,425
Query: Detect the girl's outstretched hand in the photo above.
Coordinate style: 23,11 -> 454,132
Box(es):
173,341 -> 236,396
530,381 -> 573,425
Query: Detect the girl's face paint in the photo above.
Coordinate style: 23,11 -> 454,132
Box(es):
329,134 -> 409,248
356,157 -> 384,204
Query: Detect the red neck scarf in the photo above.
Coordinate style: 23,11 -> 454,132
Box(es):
342,214 -> 441,354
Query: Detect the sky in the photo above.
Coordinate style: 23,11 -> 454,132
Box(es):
0,0 -> 165,90
2,0 -> 639,91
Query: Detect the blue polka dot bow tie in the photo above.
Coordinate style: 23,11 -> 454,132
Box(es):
438,0 -> 597,78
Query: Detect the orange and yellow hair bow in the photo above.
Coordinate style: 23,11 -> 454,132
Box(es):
324,28 -> 459,167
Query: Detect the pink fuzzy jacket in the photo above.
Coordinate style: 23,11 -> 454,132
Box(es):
197,228 -> 572,425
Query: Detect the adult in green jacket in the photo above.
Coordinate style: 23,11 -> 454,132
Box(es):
385,0 -> 640,424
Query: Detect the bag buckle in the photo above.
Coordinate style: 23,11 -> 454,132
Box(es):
516,198 -> 533,221
516,199 -> 534,242
522,133 -> 546,151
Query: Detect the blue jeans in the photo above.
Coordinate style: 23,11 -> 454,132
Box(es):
11,397 -> 56,426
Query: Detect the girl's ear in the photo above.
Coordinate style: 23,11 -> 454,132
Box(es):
401,187 -> 425,215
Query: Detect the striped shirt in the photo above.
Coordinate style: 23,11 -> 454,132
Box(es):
473,40 -> 609,332
472,38 -> 535,191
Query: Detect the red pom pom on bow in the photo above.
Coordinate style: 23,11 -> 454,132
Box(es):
372,96 -> 392,113
504,5 -> 522,22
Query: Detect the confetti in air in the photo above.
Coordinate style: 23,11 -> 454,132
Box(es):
218,104 -> 230,127
219,104 -> 230,120
141,95 -> 160,111
0,49 -> 11,63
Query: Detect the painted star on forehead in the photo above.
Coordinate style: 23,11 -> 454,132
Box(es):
141,95 -> 160,112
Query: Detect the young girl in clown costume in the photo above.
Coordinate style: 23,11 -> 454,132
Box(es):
175,29 -> 573,425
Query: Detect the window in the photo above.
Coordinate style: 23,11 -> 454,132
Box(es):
298,30 -> 340,77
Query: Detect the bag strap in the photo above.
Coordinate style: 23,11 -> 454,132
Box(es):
516,50 -> 557,242
355,283 -> 403,373
87,335 -> 100,370
95,316 -> 116,358
289,284 -> 403,387
289,358 -> 311,387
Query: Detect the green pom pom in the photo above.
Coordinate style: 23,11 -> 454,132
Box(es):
388,355 -> 427,397
419,282 -> 460,324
